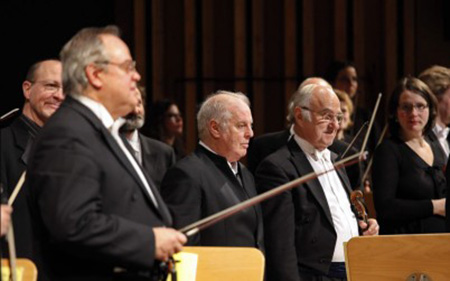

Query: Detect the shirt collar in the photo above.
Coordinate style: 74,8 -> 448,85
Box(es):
433,124 -> 450,138
128,129 -> 139,144
294,134 -> 331,162
72,95 -> 115,131
199,140 -> 239,175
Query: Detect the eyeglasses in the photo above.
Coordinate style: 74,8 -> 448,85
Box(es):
301,107 -> 343,124
96,60 -> 137,74
30,80 -> 62,94
398,103 -> 428,113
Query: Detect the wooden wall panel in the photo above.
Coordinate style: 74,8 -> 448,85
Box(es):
263,0 -> 285,133
403,0 -> 415,76
135,0 -> 450,151
302,0 -> 315,77
384,0 -> 398,97
334,0 -> 347,60
134,0 -> 147,86
184,0 -> 197,152
233,0 -> 250,93
234,0 -> 248,94
150,0 -> 163,101
284,0 -> 298,117
251,0 -> 265,136
202,0 -> 215,98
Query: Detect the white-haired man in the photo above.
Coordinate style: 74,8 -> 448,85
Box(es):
161,91 -> 264,250
255,84 -> 378,281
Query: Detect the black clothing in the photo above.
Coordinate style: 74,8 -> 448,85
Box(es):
372,137 -> 446,234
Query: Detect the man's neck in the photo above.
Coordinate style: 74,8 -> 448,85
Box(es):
22,104 -> 43,127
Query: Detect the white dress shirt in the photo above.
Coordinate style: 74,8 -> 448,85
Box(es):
127,130 -> 142,165
294,135 -> 359,262
432,124 -> 450,158
74,95 -> 158,208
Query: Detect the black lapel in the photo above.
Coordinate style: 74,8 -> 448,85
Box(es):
67,97 -> 171,224
287,139 -> 334,226
10,117 -> 31,165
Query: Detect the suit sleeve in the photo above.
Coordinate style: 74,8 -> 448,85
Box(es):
29,135 -> 157,269
372,141 -> 433,222
255,158 -> 300,281
160,165 -> 202,245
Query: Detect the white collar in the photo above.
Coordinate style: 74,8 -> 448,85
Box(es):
294,134 -> 331,162
199,141 -> 239,175
433,124 -> 450,138
73,95 -> 114,131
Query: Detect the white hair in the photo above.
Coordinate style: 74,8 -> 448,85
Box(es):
197,90 -> 250,140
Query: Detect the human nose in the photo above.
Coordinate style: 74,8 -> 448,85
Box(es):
53,87 -> 64,101
132,69 -> 141,82
246,125 -> 254,139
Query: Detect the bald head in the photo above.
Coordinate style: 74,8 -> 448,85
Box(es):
197,90 -> 253,161
197,90 -> 250,141
294,84 -> 341,150
297,77 -> 333,91
287,77 -> 333,124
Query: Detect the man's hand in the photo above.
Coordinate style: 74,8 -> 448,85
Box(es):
1,205 -> 13,237
360,218 -> 379,236
153,227 -> 187,261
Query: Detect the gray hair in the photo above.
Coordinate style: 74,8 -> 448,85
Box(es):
197,90 -> 250,140
287,84 -> 321,123
60,25 -> 120,96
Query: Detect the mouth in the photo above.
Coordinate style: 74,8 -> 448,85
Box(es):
46,103 -> 61,110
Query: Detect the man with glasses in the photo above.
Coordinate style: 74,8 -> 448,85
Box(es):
26,26 -> 186,281
1,59 -> 63,259
255,84 -> 379,281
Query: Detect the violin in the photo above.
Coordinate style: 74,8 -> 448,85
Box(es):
350,190 -> 368,225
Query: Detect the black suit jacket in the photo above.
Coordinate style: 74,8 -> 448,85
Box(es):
139,134 -> 176,190
160,145 -> 264,251
248,129 -> 362,187
27,96 -> 172,281
255,138 -> 355,281
1,114 -> 39,259
247,129 -> 291,174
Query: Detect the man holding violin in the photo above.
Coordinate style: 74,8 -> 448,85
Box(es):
255,84 -> 379,281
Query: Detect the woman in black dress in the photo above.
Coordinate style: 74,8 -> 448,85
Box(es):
372,76 -> 446,234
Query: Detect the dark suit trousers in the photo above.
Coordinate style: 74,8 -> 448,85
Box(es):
298,272 -> 346,281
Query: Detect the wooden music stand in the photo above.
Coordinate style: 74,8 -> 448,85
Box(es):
1,258 -> 37,281
181,247 -> 265,281
344,233 -> 450,281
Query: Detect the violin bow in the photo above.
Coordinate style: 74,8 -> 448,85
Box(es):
360,124 -> 388,185
4,173 -> 26,281
179,151 -> 364,237
359,93 -> 382,156
0,108 -> 19,121
340,121 -> 368,159
347,93 -> 382,224
8,171 -> 26,206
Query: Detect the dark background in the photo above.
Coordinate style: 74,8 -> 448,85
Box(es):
1,0 -> 449,153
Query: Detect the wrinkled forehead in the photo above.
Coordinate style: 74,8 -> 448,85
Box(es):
311,87 -> 340,111
34,60 -> 62,80
100,34 -> 132,61
227,98 -> 252,121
